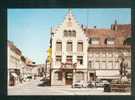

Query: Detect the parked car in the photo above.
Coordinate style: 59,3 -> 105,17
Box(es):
87,80 -> 110,88
87,81 -> 96,88
38,79 -> 50,86
95,81 -> 104,87
40,77 -> 46,81
72,80 -> 88,88
96,80 -> 110,87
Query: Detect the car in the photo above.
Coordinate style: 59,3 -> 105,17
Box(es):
87,81 -> 96,88
102,80 -> 110,85
95,81 -> 104,87
96,80 -> 110,87
40,77 -> 47,81
38,79 -> 50,86
72,80 -> 87,88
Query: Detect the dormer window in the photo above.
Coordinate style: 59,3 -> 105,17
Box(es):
106,38 -> 115,45
90,37 -> 100,45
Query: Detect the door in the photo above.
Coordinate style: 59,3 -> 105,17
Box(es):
65,71 -> 73,85
89,73 -> 95,81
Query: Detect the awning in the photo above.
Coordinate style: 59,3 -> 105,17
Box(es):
97,76 -> 120,79
11,73 -> 18,78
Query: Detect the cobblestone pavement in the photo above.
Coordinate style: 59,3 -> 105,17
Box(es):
8,78 -> 131,95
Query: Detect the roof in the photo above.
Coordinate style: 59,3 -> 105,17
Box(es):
85,24 -> 131,48
8,40 -> 22,55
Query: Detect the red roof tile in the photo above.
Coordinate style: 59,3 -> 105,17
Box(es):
85,24 -> 131,48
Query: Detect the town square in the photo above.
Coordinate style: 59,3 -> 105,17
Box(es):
8,9 -> 131,95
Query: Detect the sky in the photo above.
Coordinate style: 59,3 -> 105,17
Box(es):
8,8 -> 131,64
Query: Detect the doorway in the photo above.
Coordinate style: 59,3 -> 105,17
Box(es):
89,73 -> 95,81
65,70 -> 73,85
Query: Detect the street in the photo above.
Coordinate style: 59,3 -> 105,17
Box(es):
8,78 -> 131,95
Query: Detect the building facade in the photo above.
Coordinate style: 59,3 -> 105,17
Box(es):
50,10 -> 131,86
8,41 -> 22,86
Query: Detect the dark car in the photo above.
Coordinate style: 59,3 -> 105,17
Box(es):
38,79 -> 50,86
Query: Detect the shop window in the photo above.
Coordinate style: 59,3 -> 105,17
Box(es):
55,71 -> 62,80
76,72 -> 84,81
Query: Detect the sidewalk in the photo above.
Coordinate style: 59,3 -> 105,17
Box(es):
8,78 -> 40,89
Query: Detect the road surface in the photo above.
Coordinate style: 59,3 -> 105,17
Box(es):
8,78 -> 131,95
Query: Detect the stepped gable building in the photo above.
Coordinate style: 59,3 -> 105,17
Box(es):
50,10 -> 131,86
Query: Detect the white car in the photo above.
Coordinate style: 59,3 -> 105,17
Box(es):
72,80 -> 88,88
96,80 -> 110,87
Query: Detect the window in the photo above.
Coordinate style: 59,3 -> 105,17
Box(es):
106,38 -> 115,45
94,61 -> 100,69
113,61 -> 119,69
64,30 -> 68,37
55,71 -> 62,80
56,42 -> 62,51
77,56 -> 83,65
100,61 -> 106,69
106,51 -> 112,57
91,37 -> 100,45
64,30 -> 76,37
107,61 -> 113,69
77,42 -> 83,52
56,56 -> 61,64
68,30 -> 72,36
94,51 -> 99,57
88,61 -> 92,69
76,72 -> 84,81
66,56 -> 72,63
72,30 -> 76,37
66,42 -> 72,52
